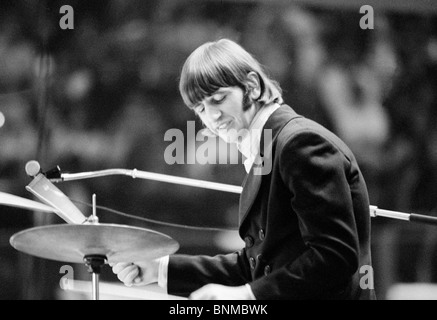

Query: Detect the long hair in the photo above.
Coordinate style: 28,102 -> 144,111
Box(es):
179,39 -> 283,110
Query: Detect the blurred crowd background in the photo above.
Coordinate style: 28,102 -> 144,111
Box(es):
1,0 -> 437,300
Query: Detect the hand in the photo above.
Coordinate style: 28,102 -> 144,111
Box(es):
189,284 -> 255,300
110,259 -> 160,287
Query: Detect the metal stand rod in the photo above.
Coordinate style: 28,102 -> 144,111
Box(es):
369,205 -> 437,225
410,213 -> 437,226
84,197 -> 103,300
58,169 -> 243,194
92,273 -> 99,301
55,168 -> 437,226
84,255 -> 106,301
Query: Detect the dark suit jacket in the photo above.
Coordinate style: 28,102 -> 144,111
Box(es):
168,105 -> 376,300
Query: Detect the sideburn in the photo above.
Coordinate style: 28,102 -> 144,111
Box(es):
242,90 -> 253,112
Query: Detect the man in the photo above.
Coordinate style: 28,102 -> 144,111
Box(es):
112,39 -> 376,300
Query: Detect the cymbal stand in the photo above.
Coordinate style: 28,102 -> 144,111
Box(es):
83,194 -> 106,300
84,254 -> 106,300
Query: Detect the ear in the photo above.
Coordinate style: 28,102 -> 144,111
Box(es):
245,72 -> 262,100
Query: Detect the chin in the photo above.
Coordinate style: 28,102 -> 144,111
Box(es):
219,126 -> 247,144
219,134 -> 236,144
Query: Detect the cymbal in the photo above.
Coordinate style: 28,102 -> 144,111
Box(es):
0,191 -> 56,213
10,223 -> 179,264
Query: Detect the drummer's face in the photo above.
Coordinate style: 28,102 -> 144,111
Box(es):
193,86 -> 258,143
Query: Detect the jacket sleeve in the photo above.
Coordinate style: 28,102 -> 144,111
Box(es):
167,249 -> 251,297
250,130 -> 360,299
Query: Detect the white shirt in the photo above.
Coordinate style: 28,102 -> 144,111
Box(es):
237,103 -> 281,173
157,103 -> 282,299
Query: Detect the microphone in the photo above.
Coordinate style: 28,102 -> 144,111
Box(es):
24,161 -> 87,224
25,160 -> 41,177
25,160 -> 62,181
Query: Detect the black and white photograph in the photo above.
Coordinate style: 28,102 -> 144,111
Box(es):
1,0 -> 437,305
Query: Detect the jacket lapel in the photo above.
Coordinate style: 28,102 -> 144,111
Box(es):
239,105 -> 301,226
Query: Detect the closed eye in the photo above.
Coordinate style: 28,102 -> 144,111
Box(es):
194,104 -> 205,114
211,94 -> 226,104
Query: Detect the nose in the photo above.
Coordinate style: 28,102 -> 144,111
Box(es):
205,104 -> 222,121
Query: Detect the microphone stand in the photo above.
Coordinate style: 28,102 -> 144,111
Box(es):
53,168 -> 243,194
50,167 -> 437,226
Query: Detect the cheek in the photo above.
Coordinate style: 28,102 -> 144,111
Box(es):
199,115 -> 218,133
223,97 -> 244,117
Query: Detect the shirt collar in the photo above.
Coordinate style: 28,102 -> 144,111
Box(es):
237,103 -> 281,173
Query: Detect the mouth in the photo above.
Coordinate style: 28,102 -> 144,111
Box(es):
216,120 -> 232,131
